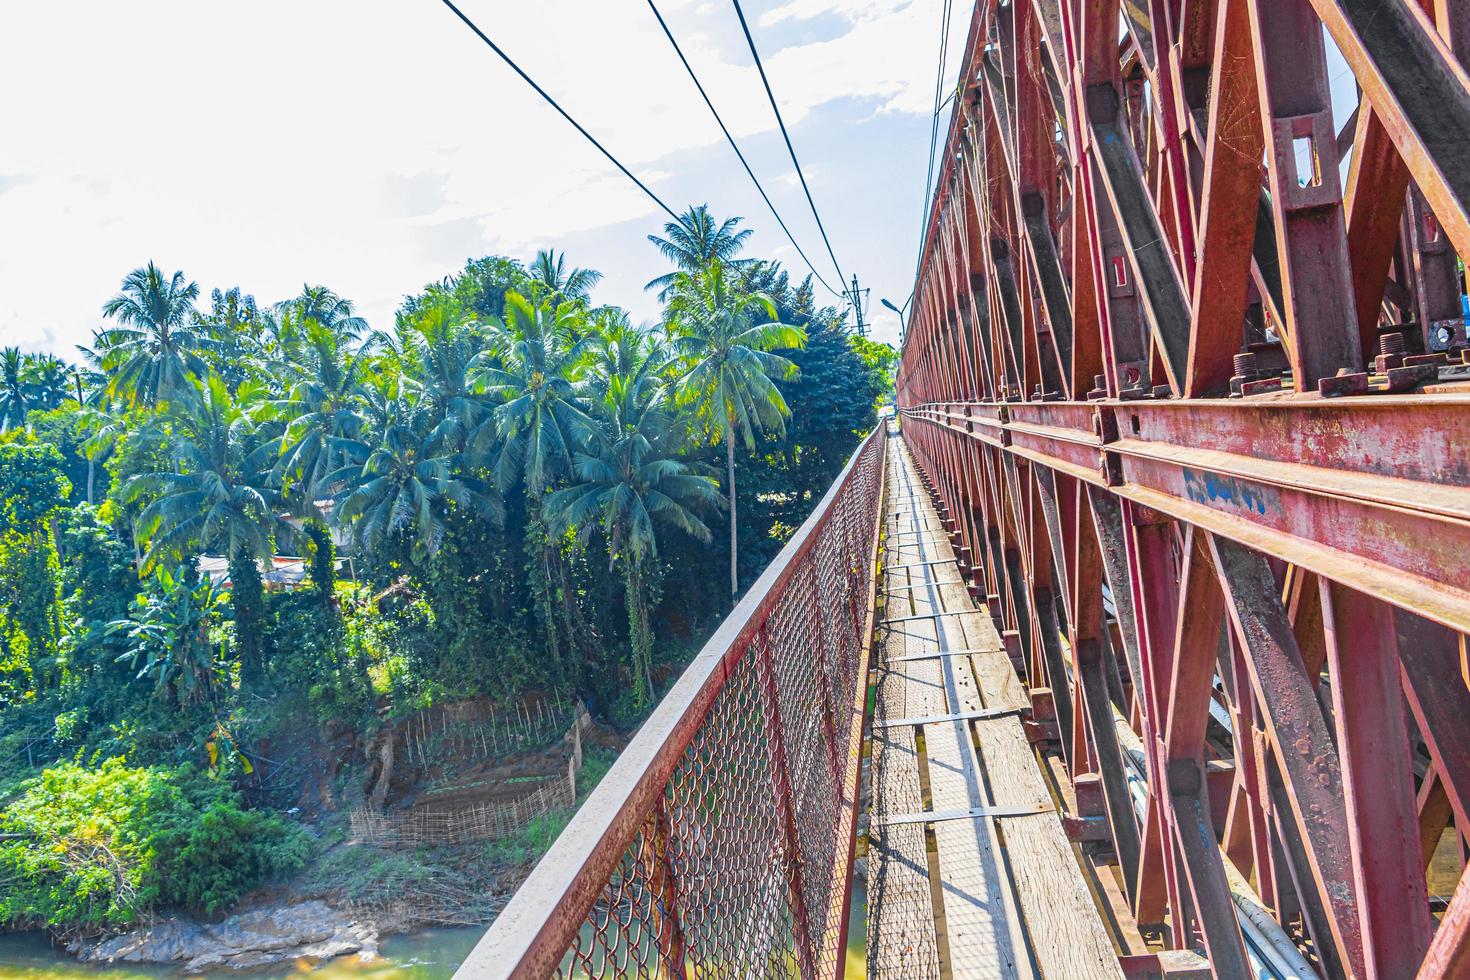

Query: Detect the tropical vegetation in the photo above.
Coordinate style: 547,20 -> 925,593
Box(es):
0,207 -> 894,935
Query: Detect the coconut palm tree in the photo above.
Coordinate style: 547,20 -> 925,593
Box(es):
125,375 -> 287,686
546,345 -> 720,704
282,284 -> 368,341
0,347 -> 32,432
645,205 -> 756,300
22,354 -> 71,411
528,249 -> 602,303
97,262 -> 208,408
474,290 -> 596,667
583,309 -> 660,396
272,321 -> 367,505
328,415 -> 501,565
475,291 -> 592,494
396,297 -> 493,459
666,260 -> 805,595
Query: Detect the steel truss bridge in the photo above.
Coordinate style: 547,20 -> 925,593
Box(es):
457,0 -> 1470,976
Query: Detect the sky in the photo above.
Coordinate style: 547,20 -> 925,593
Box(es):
0,0 -> 976,356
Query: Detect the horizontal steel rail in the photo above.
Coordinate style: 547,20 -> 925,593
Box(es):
456,424 -> 885,979
903,396 -> 1470,634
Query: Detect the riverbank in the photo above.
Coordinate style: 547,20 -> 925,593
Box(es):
72,901 -> 389,973
0,924 -> 485,978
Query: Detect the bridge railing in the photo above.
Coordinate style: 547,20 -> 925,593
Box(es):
457,424 -> 887,979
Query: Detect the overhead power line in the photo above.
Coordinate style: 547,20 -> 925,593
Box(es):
729,0 -> 848,291
915,0 -> 956,286
435,0 -> 678,221
645,0 -> 844,299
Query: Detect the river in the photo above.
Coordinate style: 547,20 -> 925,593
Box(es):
0,878 -> 868,977
0,927 -> 485,979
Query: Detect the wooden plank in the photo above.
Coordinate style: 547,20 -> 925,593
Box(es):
868,446 -> 943,979
923,713 -> 1028,979
899,439 -> 1124,980
919,517 -> 1029,979
869,718 -> 942,976
872,438 -> 1128,978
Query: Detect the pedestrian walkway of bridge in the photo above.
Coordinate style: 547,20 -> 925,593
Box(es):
455,424 -> 1220,979
867,434 -> 1122,978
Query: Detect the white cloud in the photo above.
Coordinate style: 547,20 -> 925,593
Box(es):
761,0 -> 914,26
0,0 -> 962,354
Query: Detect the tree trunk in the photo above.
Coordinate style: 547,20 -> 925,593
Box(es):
230,548 -> 270,689
305,521 -> 337,610
526,500 -> 562,670
625,559 -> 653,707
727,431 -> 738,597
86,458 -> 94,505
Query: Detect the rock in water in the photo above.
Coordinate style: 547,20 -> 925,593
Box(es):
76,901 -> 379,973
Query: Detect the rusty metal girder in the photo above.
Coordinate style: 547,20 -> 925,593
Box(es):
898,0 -> 1470,976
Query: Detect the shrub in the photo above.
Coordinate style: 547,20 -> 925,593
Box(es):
0,758 -> 308,930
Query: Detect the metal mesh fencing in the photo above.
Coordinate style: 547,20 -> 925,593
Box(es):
458,426 -> 885,979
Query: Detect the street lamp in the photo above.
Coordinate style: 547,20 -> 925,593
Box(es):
881,297 -> 907,340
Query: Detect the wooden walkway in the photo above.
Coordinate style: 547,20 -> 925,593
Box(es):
865,429 -> 1124,980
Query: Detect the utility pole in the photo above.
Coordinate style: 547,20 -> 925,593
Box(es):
849,274 -> 870,337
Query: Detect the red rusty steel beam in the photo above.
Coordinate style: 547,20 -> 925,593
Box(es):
1422,869 -> 1470,978
1320,582 -> 1433,975
902,396 -> 1470,637
1308,0 -> 1470,265
1183,0 -> 1262,397
1249,0 -> 1363,390
1158,527 -> 1252,975
897,13 -> 1470,980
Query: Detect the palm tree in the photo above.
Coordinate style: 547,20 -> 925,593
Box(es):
646,205 -> 756,300
97,262 -> 208,408
528,249 -> 602,303
474,290 -> 595,667
584,309 -> 657,395
22,354 -> 71,411
329,415 -> 500,565
0,347 -> 32,431
283,284 -> 368,341
397,298 -> 493,459
475,291 -> 592,494
546,346 -> 720,704
666,260 -> 806,595
125,375 -> 287,686
273,321 -> 367,504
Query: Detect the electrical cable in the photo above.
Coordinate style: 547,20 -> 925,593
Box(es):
914,0 -> 956,285
435,0 -> 679,221
645,0 -> 844,299
729,0 -> 848,290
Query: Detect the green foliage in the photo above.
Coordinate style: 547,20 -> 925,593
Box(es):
0,442 -> 71,533
0,216 -> 883,920
0,758 -> 308,929
850,336 -> 898,401
16,405 -> 101,503
304,521 -> 337,604
0,529 -> 63,695
105,565 -> 229,706
265,589 -> 370,722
